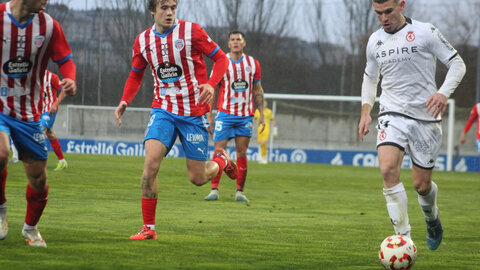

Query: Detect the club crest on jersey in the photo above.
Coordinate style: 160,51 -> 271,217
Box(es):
406,31 -> 415,42
157,62 -> 183,83
34,35 -> 45,48
379,130 -> 387,141
174,39 -> 185,51
3,56 -> 33,78
231,79 -> 248,92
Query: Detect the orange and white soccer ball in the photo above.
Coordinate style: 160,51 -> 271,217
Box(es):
378,234 -> 417,269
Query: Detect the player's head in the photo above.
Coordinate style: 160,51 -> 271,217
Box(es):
22,0 -> 48,14
228,31 -> 246,54
372,0 -> 406,33
148,0 -> 177,33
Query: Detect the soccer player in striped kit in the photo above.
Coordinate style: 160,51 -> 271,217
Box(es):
41,70 -> 67,171
204,31 -> 265,202
114,0 -> 236,240
0,0 -> 77,247
358,0 -> 465,250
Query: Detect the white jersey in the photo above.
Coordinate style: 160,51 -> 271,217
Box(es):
364,18 -> 458,121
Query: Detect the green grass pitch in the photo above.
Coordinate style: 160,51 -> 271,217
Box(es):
0,153 -> 479,269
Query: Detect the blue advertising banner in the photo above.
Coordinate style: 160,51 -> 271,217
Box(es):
54,138 -> 479,172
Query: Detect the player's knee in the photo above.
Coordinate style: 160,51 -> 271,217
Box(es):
414,181 -> 430,195
379,165 -> 398,182
189,176 -> 207,186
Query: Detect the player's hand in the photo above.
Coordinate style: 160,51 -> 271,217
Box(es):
115,101 -> 128,126
49,101 -> 59,115
358,114 -> 372,142
198,84 -> 214,105
60,78 -> 77,96
460,133 -> 466,145
426,93 -> 447,118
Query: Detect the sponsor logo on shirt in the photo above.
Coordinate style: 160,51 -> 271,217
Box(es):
3,56 -> 33,78
157,62 -> 183,83
375,46 -> 418,59
231,80 -> 248,92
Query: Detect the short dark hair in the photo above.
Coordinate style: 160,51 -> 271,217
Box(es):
228,30 -> 245,39
148,0 -> 178,12
372,0 -> 400,3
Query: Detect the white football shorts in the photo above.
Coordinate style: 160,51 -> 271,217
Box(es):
376,114 -> 442,169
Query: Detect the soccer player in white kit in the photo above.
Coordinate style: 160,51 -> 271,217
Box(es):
358,0 -> 466,250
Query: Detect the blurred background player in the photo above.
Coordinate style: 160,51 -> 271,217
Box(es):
205,31 -> 265,203
41,70 -> 68,171
254,100 -> 277,164
114,0 -> 235,240
0,0 -> 77,247
460,102 -> 480,170
358,0 -> 465,251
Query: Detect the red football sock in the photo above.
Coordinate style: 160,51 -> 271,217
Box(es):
141,198 -> 157,226
212,153 -> 227,172
25,185 -> 49,226
236,157 -> 247,190
49,138 -> 64,160
211,171 -> 222,189
0,168 -> 6,205
211,152 -> 227,188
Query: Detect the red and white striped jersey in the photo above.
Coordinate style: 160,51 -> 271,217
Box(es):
0,2 -> 72,122
216,53 -> 261,116
42,70 -> 62,113
463,103 -> 480,140
131,20 -> 221,116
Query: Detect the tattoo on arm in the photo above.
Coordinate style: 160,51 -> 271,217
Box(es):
254,92 -> 264,111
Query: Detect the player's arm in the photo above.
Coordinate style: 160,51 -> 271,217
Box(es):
49,88 -> 66,115
207,85 -> 219,135
48,73 -> 66,114
426,25 -> 466,118
115,36 -> 147,126
253,81 -> 265,134
193,24 -> 228,105
426,54 -> 466,118
115,69 -> 145,126
460,105 -> 478,144
199,50 -> 228,105
51,20 -> 77,96
359,38 -> 378,142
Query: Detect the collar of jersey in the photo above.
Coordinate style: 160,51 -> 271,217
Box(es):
153,24 -> 177,38
7,13 -> 35,29
384,16 -> 412,35
228,55 -> 244,64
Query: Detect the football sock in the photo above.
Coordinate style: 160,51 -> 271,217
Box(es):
260,144 -> 267,159
236,157 -> 247,190
417,181 -> 439,223
0,168 -> 6,205
212,152 -> 227,173
211,171 -> 221,189
25,184 -> 49,227
50,138 -> 64,160
141,198 -> 157,229
383,182 -> 411,238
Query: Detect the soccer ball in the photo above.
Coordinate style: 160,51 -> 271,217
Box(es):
378,234 -> 417,269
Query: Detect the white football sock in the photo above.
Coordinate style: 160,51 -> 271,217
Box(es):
417,181 -> 439,222
145,224 -> 155,230
383,182 -> 411,238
